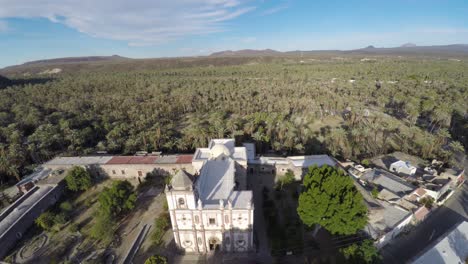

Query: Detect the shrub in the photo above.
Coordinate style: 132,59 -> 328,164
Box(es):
35,212 -> 55,231
69,223 -> 79,233
84,198 -> 94,208
420,196 -> 434,209
361,159 -> 371,166
145,255 -> 167,264
340,239 -> 381,263
60,201 -> 73,212
54,212 -> 67,225
90,214 -> 115,243
65,166 -> 93,192
277,170 -> 295,190
151,213 -> 170,245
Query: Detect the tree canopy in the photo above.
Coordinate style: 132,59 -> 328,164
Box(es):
98,180 -> 137,217
144,255 -> 167,264
297,165 -> 367,235
340,239 -> 381,264
64,166 -> 92,191
277,169 -> 295,190
0,58 -> 467,186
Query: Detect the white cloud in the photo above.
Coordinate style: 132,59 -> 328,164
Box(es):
260,4 -> 288,16
0,20 -> 8,32
0,0 -> 256,45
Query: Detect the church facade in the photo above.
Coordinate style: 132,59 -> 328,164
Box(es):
165,139 -> 254,253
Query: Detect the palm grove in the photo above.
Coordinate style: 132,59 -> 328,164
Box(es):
0,57 -> 467,186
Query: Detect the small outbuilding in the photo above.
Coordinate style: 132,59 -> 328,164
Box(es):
390,160 -> 417,176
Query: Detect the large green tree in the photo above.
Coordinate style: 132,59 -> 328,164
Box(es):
64,166 -> 92,191
297,165 -> 367,235
98,180 -> 137,217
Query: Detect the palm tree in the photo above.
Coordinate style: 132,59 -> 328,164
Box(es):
0,147 -> 20,182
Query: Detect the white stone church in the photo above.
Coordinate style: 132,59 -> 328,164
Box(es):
165,139 -> 254,253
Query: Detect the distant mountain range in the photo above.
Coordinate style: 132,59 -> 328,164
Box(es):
209,44 -> 468,57
20,55 -> 128,66
1,44 -> 467,74
210,49 -> 283,57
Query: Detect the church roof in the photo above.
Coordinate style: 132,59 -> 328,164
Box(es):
196,158 -> 235,203
171,170 -> 192,190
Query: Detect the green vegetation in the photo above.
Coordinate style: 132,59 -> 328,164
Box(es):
64,166 -> 93,191
151,212 -> 170,245
35,211 -> 56,231
89,213 -> 115,242
59,201 -> 73,212
371,186 -> 379,198
277,170 -> 295,190
297,165 -> 367,235
89,180 -> 137,243
35,211 -> 66,231
340,239 -> 381,264
144,255 -> 168,264
0,147 -> 20,182
420,196 -> 434,209
98,180 -> 137,217
263,182 -> 304,256
0,58 -> 467,186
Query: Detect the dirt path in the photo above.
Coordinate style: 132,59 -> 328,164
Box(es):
112,186 -> 165,263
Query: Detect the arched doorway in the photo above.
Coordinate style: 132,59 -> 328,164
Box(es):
208,237 -> 220,251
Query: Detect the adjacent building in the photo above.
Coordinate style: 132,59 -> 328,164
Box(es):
389,160 -> 417,177
0,170 -> 66,259
412,221 -> 468,264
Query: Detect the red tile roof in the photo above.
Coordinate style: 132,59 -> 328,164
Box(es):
106,156 -> 158,164
415,188 -> 426,197
176,155 -> 193,164
414,206 -> 430,221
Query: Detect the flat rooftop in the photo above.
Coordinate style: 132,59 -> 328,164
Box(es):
366,201 -> 411,239
413,221 -> 468,264
288,155 -> 336,168
361,169 -> 415,196
45,156 -> 113,166
0,185 -> 56,238
45,154 -> 193,166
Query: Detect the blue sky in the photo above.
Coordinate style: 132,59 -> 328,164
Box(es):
0,0 -> 467,68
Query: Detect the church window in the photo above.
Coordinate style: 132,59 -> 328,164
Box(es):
178,198 -> 185,208
194,215 -> 199,224
138,170 -> 143,177
209,218 -> 216,225
198,237 -> 202,245
121,170 -> 125,175
112,170 -> 116,175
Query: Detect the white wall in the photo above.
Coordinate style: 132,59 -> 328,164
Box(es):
377,214 -> 413,248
